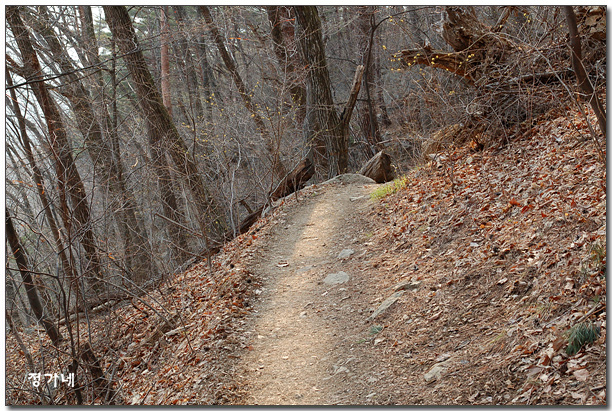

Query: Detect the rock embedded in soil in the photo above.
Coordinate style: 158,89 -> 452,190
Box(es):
392,280 -> 421,292
367,291 -> 405,321
337,249 -> 355,260
424,359 -> 451,382
324,271 -> 350,285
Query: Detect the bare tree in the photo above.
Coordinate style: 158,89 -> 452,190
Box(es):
28,7 -> 157,285
7,6 -> 104,292
6,210 -> 63,346
160,6 -> 173,117
265,6 -> 307,127
103,6 -> 225,251
294,6 -> 363,178
563,6 -> 606,138
200,5 -> 288,180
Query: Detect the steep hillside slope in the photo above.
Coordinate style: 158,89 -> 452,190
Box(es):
362,108 -> 606,404
6,109 -> 605,405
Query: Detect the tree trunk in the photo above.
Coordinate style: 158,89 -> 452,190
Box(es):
195,6 -> 217,129
373,24 -> 391,128
6,310 -> 35,372
33,8 -> 157,285
160,6 -> 173,117
7,6 -> 104,291
357,6 -> 381,150
199,6 -> 287,180
6,66 -> 80,308
294,6 -> 346,178
6,211 -> 63,346
265,6 -> 307,126
173,6 -> 205,121
563,6 -> 606,138
103,6 -> 225,246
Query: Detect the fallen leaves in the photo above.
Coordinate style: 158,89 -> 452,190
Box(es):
366,104 -> 606,405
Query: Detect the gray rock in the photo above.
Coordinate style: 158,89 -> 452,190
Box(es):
367,291 -> 404,321
337,248 -> 355,260
435,353 -> 451,363
359,150 -> 395,183
424,363 -> 447,382
324,271 -> 350,285
424,358 -> 451,382
393,280 -> 422,292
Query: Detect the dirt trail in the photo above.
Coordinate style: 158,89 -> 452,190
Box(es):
236,178 -> 400,405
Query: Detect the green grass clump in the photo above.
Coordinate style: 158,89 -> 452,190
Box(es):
566,322 -> 600,356
369,325 -> 384,335
370,176 -> 407,200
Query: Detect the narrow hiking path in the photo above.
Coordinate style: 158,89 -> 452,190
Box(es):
235,176 -> 402,405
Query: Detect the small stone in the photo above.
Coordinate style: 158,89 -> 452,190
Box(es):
424,363 -> 447,382
324,271 -> 350,285
337,248 -> 355,260
393,280 -> 421,292
367,291 -> 405,321
435,353 -> 451,363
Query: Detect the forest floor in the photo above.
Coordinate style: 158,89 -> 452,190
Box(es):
6,106 -> 606,405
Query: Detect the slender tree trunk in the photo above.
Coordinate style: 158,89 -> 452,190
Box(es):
7,6 -> 104,290
6,211 -> 63,346
373,40 -> 391,128
200,6 -> 288,180
35,8 -> 157,284
357,6 -> 381,151
173,6 -> 205,121
6,66 -> 79,303
6,311 -> 35,372
160,6 -> 173,117
563,6 -> 606,138
103,6 -> 225,244
195,7 -> 217,130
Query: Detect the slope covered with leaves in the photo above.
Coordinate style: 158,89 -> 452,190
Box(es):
6,221 -> 267,404
6,105 -> 606,405
363,106 -> 606,404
